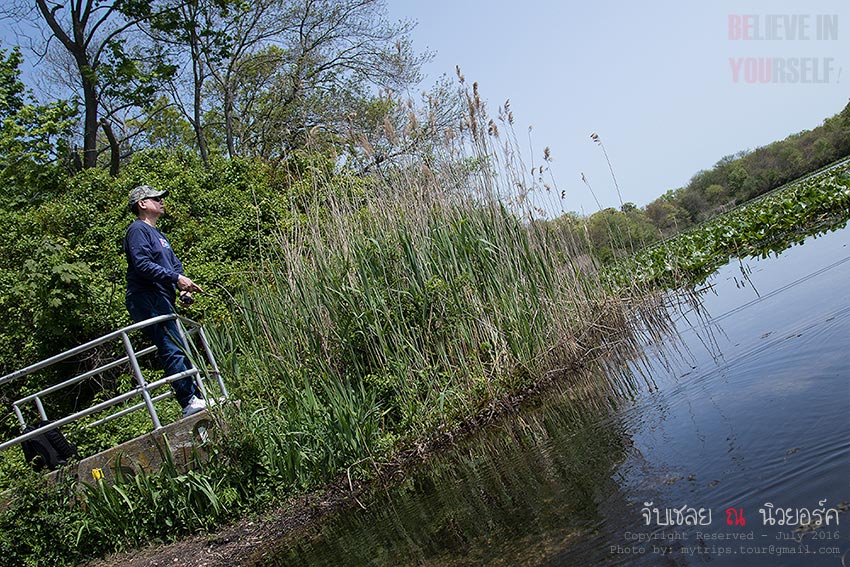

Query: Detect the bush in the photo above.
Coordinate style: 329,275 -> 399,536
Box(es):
0,151 -> 299,479
0,471 -> 82,567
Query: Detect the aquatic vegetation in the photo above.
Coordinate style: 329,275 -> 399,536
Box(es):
604,167 -> 850,289
214,176 -> 644,459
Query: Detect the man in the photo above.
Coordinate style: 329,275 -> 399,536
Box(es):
124,185 -> 206,417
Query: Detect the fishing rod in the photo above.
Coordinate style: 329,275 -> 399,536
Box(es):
180,282 -> 251,316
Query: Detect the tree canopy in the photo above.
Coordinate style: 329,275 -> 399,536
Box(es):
3,0 -> 430,173
559,101 -> 850,261
0,44 -> 75,204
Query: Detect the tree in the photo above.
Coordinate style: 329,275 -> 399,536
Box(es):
677,187 -> 710,223
143,0 -> 235,164
342,76 -> 466,174
0,44 -> 76,205
704,184 -> 728,206
203,0 -> 429,160
125,96 -> 198,150
586,207 -> 657,262
5,0 -> 430,169
4,1 -> 178,173
645,196 -> 691,235
727,162 -> 748,196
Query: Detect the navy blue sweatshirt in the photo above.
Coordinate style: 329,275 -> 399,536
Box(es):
124,220 -> 184,302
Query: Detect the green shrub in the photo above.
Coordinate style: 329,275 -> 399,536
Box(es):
0,471 -> 82,567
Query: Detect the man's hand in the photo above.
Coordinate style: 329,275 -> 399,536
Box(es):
177,275 -> 203,293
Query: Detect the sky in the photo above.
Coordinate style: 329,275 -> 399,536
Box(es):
387,0 -> 850,216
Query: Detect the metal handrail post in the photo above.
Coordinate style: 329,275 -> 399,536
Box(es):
34,397 -> 47,422
196,326 -> 228,399
176,316 -> 192,354
13,404 -> 24,426
121,331 -> 162,430
176,318 -> 207,399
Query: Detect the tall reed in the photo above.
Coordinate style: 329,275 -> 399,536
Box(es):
212,81 -> 661,475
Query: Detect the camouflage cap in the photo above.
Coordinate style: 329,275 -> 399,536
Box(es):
128,185 -> 168,210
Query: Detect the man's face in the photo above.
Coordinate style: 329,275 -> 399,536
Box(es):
139,195 -> 164,215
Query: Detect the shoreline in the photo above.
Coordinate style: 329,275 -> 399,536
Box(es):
83,345 -> 609,567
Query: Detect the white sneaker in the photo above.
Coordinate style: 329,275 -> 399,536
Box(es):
182,395 -> 207,418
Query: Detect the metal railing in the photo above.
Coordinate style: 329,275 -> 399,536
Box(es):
0,314 -> 228,453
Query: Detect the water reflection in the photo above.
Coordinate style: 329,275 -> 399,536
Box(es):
253,226 -> 850,567
255,368 -> 646,567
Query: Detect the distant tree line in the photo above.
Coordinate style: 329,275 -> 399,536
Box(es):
561,102 -> 850,261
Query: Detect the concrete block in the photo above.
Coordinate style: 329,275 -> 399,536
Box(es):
50,409 -> 221,486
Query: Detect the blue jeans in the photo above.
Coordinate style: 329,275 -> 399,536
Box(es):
126,292 -> 200,408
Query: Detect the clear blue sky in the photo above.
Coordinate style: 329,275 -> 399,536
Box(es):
388,0 -> 850,216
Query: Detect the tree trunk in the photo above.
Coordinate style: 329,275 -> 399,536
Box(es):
36,0 -> 100,169
193,79 -> 209,165
189,17 -> 209,165
99,118 -> 120,176
82,70 -> 100,169
224,86 -> 236,158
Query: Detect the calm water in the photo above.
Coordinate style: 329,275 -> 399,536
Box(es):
254,226 -> 850,567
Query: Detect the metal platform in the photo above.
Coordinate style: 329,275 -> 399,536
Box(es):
0,314 -> 228,470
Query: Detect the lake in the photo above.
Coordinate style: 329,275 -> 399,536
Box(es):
252,225 -> 850,567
